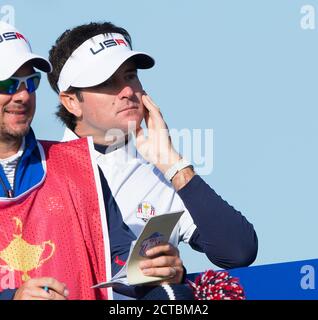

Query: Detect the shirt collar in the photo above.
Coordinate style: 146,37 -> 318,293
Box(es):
62,127 -> 140,160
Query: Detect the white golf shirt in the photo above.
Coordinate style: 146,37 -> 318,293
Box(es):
62,128 -> 197,247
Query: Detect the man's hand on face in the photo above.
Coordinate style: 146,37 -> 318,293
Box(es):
135,93 -> 195,191
138,242 -> 184,284
135,93 -> 181,174
13,277 -> 69,300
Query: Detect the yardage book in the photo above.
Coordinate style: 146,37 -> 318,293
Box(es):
92,210 -> 184,290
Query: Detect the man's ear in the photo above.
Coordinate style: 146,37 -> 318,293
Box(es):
59,91 -> 83,118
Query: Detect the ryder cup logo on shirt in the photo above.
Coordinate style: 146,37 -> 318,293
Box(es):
136,202 -> 156,221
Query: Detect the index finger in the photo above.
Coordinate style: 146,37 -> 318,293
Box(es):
28,277 -> 68,297
142,94 -> 161,116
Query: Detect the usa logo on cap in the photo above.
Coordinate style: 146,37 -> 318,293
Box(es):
136,202 -> 156,222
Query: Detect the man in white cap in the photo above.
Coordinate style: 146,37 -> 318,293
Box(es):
0,22 -> 186,301
0,22 -> 119,301
47,21 -> 258,294
0,21 -> 71,300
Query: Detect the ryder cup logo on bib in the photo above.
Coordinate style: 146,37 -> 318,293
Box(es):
136,202 -> 156,221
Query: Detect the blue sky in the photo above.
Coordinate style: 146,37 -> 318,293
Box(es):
1,0 -> 318,273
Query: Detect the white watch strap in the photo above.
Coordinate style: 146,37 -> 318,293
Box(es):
164,158 -> 192,182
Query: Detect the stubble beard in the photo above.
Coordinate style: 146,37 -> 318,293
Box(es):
0,122 -> 31,143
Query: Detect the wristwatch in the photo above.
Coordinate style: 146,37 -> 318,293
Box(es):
164,158 -> 193,182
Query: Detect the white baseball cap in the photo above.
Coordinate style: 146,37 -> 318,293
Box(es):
57,33 -> 154,92
0,21 -> 52,81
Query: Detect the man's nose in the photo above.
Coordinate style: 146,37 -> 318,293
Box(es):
118,85 -> 134,99
11,83 -> 31,103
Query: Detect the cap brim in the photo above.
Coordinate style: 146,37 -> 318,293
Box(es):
71,50 -> 154,89
0,53 -> 52,81
130,53 -> 155,69
28,55 -> 52,73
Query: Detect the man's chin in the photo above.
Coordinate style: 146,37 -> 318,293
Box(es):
2,127 -> 30,141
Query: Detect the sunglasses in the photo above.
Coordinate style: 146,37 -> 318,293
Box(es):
0,72 -> 41,94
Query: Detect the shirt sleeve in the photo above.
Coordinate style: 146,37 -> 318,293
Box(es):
0,289 -> 17,300
177,175 -> 258,269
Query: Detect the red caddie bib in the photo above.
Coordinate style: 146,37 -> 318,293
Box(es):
0,138 -> 111,300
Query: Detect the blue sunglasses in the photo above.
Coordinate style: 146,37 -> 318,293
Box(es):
0,72 -> 41,94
